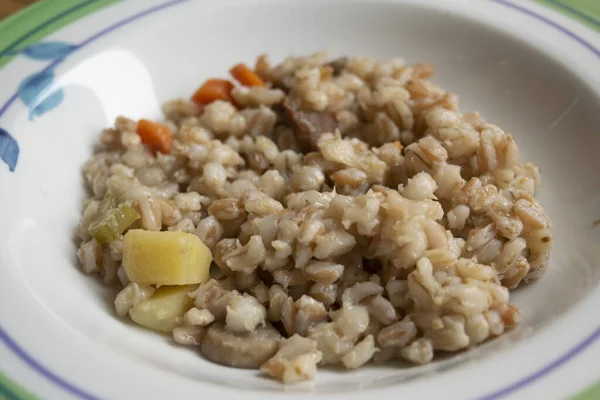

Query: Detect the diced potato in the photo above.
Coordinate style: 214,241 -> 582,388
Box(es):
129,285 -> 196,332
123,229 -> 212,285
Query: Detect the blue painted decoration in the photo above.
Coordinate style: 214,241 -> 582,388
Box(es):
0,128 -> 19,172
2,42 -> 76,173
17,70 -> 64,120
21,41 -> 76,61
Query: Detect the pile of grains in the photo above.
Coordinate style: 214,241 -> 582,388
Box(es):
77,52 -> 552,383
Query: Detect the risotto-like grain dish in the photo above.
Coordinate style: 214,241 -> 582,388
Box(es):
77,52 -> 552,383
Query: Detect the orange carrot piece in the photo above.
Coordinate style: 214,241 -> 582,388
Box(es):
230,63 -> 265,87
191,79 -> 235,105
136,119 -> 173,154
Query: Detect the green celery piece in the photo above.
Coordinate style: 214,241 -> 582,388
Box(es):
89,203 -> 140,244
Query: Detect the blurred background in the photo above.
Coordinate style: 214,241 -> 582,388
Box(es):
0,0 -> 36,20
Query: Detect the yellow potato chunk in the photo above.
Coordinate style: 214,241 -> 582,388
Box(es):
123,229 -> 212,285
129,285 -> 196,332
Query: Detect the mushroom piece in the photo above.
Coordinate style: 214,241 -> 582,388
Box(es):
281,101 -> 338,153
325,56 -> 348,76
200,322 -> 282,369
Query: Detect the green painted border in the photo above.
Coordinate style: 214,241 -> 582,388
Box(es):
0,0 -> 599,399
535,0 -> 600,32
0,0 -> 122,69
574,380 -> 600,400
0,372 -> 36,400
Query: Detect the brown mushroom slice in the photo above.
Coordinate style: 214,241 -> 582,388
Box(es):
200,322 -> 282,369
325,57 -> 348,76
282,101 -> 338,153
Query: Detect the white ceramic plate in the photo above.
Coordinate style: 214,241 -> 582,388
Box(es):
1,0 -> 600,399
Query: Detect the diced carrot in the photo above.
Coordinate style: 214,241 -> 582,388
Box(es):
392,141 -> 404,151
230,63 -> 265,87
136,119 -> 173,155
191,79 -> 235,105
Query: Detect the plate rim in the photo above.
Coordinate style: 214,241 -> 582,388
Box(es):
0,0 -> 599,399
